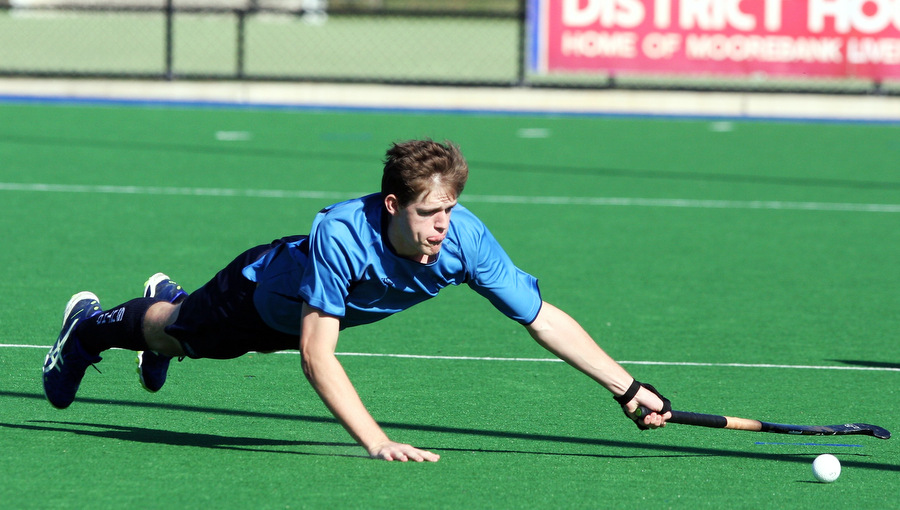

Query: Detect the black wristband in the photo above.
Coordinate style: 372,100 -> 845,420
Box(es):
613,379 -> 641,406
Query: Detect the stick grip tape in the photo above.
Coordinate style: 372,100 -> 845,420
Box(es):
637,406 -> 728,428
669,410 -> 728,428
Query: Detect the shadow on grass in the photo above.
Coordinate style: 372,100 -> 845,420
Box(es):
479,159 -> 900,191
829,360 -> 900,370
0,133 -> 376,166
3,390 -> 897,471
5,132 -> 900,191
0,420 -> 363,459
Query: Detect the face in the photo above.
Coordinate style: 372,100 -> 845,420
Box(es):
385,182 -> 457,264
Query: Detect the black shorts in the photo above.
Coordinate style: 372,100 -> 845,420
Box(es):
164,236 -> 305,360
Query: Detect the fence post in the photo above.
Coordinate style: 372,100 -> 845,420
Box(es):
165,0 -> 174,80
236,9 -> 246,79
517,0 -> 526,86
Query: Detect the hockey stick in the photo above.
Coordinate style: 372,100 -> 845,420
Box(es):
637,406 -> 891,439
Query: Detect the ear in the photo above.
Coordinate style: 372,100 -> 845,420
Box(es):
384,194 -> 401,216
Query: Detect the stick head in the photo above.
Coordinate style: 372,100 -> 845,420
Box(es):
834,423 -> 892,439
863,424 -> 891,440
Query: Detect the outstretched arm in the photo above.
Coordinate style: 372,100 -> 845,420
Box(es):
299,303 -> 440,461
525,301 -> 670,428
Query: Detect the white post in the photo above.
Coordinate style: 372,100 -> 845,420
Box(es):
302,0 -> 327,24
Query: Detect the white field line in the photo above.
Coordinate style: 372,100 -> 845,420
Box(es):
0,182 -> 360,201
1,182 -> 899,213
5,343 -> 898,372
334,352 -> 900,372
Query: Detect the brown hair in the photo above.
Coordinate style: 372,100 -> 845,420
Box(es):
381,139 -> 468,207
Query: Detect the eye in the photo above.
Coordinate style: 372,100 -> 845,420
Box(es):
417,203 -> 456,217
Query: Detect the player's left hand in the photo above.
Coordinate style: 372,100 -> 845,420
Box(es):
615,380 -> 672,430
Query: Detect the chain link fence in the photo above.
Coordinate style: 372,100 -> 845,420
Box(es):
0,0 -> 526,85
0,0 -> 896,94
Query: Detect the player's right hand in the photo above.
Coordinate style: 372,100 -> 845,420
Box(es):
368,441 -> 440,462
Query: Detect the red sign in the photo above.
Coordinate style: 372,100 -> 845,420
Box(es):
528,0 -> 900,79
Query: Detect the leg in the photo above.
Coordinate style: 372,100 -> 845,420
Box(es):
161,240 -> 300,361
56,273 -> 189,395
44,289 -> 178,407
142,301 -> 185,358
137,273 -> 189,392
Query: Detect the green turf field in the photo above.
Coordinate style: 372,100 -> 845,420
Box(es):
0,101 -> 898,508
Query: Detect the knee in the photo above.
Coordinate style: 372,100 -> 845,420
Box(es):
143,302 -> 184,356
144,302 -> 177,330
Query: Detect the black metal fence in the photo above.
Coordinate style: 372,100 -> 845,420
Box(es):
0,0 -> 896,94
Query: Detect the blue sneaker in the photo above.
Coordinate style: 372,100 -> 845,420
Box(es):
143,272 -> 188,304
43,291 -> 103,409
136,273 -> 187,392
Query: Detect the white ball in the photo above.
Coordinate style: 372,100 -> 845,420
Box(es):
812,454 -> 841,483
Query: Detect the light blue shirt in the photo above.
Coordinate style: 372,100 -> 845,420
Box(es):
243,194 -> 542,335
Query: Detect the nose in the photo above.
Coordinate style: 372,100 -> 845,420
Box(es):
434,210 -> 450,231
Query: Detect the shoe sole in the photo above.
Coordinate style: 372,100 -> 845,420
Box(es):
136,352 -> 156,392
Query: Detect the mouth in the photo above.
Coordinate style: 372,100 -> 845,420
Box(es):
427,235 -> 445,246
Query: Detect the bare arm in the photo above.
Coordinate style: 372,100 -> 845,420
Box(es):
525,301 -> 670,428
299,303 -> 440,461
